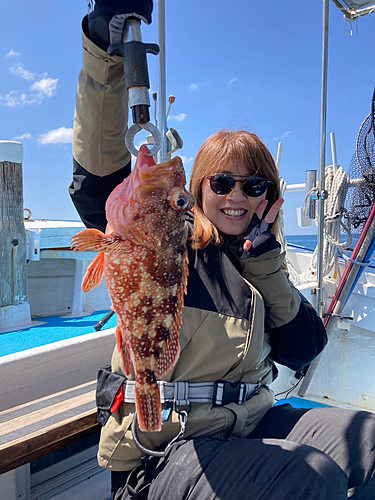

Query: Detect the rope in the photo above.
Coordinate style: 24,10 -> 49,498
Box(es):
304,166 -> 352,283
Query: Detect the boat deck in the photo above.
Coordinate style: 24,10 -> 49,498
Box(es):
0,310 -> 117,358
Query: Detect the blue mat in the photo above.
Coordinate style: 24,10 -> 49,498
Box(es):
0,310 -> 117,358
276,397 -> 330,409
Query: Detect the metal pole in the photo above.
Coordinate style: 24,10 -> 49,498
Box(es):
316,0 -> 330,317
330,132 -> 338,173
157,0 -> 168,163
305,170 -> 317,220
124,18 -> 142,41
298,0 -> 330,396
276,142 -> 283,167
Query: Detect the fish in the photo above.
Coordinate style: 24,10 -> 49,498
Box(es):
71,146 -> 195,432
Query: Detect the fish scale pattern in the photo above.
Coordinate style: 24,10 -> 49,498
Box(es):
72,146 -> 194,431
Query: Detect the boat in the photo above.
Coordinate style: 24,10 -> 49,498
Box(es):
1,1 -> 375,498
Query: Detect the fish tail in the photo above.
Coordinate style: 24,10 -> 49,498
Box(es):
135,372 -> 162,432
82,252 -> 105,292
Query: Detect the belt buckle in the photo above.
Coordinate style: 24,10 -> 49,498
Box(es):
213,381 -> 242,406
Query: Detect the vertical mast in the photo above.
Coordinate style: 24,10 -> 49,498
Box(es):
316,0 -> 330,316
156,0 -> 168,163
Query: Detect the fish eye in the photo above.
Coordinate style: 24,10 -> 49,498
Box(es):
175,193 -> 190,210
168,187 -> 195,211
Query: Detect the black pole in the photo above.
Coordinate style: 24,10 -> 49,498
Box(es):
94,310 -> 115,331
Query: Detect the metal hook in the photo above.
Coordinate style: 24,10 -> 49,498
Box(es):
131,405 -> 190,458
125,122 -> 162,157
178,410 -> 188,436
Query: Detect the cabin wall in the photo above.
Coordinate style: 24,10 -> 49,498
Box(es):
27,259 -> 75,317
0,470 -> 16,500
26,256 -> 111,318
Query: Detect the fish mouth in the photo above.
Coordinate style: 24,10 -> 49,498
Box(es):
220,209 -> 247,217
139,157 -> 184,187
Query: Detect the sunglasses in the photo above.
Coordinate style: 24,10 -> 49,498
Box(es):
207,174 -> 269,197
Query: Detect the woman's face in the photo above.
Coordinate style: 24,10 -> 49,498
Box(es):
201,164 -> 267,236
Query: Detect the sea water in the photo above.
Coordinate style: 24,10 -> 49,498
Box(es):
286,234 -> 375,267
286,234 -> 317,250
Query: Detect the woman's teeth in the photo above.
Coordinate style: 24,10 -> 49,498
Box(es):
221,209 -> 246,217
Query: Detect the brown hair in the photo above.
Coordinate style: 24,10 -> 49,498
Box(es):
189,130 -> 280,249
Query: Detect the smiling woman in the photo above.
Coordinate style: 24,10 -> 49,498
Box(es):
189,130 -> 280,248
201,167 -> 268,237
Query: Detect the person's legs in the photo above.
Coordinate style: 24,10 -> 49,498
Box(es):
112,436 -> 347,500
248,404 -> 375,499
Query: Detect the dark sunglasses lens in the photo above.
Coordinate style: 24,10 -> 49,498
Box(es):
242,178 -> 268,197
210,175 -> 234,195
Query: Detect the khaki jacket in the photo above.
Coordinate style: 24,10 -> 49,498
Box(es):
97,245 -> 300,471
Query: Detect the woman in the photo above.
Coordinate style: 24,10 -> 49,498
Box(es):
70,3 -> 375,499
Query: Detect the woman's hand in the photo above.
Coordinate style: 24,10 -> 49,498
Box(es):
242,198 -> 284,257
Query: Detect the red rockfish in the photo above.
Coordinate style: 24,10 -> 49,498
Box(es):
71,146 -> 195,431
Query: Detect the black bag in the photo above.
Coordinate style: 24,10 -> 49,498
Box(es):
96,364 -> 126,426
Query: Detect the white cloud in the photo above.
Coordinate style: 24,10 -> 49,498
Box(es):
168,113 -> 187,122
6,49 -> 21,58
228,77 -> 239,84
30,77 -> 58,99
189,83 -> 200,90
1,57 -> 58,107
1,90 -> 37,107
12,133 -> 32,141
10,64 -> 35,81
179,155 -> 195,165
273,131 -> 292,141
38,127 -> 73,145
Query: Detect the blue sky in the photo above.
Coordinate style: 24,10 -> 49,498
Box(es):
1,1 -> 374,235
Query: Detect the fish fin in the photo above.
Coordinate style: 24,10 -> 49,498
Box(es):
82,252 -> 105,292
71,228 -> 132,253
71,229 -> 107,252
116,325 -> 132,377
155,276 -> 185,378
135,373 -> 162,432
155,329 -> 180,379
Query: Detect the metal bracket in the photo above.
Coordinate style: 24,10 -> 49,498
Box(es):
125,122 -> 162,157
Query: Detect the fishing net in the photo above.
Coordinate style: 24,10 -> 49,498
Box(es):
344,89 -> 375,235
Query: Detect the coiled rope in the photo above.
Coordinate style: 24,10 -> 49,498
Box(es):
304,165 -> 352,283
